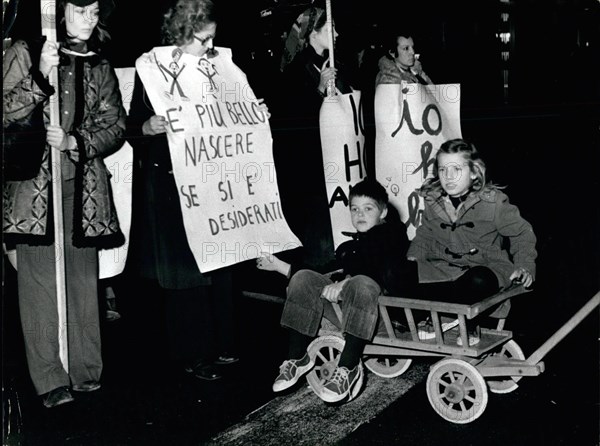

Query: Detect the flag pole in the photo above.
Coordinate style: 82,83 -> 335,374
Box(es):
325,0 -> 336,97
40,0 -> 69,373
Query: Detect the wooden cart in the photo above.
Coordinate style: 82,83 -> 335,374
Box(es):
299,286 -> 600,424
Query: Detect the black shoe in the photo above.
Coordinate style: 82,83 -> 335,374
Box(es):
214,353 -> 239,365
72,380 -> 101,392
42,387 -> 74,408
185,360 -> 222,381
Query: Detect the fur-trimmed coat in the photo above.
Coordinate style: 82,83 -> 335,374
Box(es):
3,39 -> 125,247
375,55 -> 433,86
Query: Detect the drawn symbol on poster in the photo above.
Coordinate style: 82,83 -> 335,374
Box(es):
197,57 -> 220,96
412,141 -> 435,178
154,48 -> 190,102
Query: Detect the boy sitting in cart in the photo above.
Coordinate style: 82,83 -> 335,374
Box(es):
270,178 -> 411,403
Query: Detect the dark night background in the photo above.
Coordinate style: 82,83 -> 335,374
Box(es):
3,0 -> 600,445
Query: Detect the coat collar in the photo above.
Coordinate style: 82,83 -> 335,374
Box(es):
426,190 -> 482,223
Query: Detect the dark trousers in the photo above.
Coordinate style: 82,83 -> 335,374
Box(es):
281,270 -> 382,341
16,179 -> 101,395
395,262 -> 500,305
164,268 -> 235,362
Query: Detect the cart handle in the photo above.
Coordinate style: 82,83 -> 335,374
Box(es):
526,291 -> 600,365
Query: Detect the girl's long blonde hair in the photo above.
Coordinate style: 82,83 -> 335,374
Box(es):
420,138 -> 498,196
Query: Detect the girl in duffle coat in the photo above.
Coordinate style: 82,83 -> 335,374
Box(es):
402,139 -> 537,344
3,0 -> 125,408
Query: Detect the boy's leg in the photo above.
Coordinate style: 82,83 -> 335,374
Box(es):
338,275 -> 381,367
280,269 -> 332,337
274,270 -> 332,392
338,275 -> 381,342
318,275 -> 380,403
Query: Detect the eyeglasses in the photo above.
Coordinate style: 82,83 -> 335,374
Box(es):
193,34 -> 214,45
193,35 -> 218,58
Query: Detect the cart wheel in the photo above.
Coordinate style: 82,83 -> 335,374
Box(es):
487,340 -> 525,394
426,358 -> 488,424
364,356 -> 412,378
306,335 -> 345,398
305,335 -> 366,401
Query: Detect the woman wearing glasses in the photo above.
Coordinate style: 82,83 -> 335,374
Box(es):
126,0 -> 239,382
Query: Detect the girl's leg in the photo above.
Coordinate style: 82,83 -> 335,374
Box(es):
452,266 -> 500,304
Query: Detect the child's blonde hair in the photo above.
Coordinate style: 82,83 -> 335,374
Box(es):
420,139 -> 493,195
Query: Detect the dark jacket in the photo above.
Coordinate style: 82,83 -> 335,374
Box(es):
3,39 -> 125,247
334,221 -> 410,295
273,46 -> 354,273
407,188 -> 537,288
125,73 -> 213,289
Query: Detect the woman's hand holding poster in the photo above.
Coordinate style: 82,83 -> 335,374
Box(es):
136,46 -> 300,272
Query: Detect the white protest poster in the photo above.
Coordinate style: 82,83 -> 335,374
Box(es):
375,82 -> 462,239
98,67 -> 135,279
135,46 -> 301,272
320,91 -> 366,249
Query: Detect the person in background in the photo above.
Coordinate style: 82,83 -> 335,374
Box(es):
375,29 -> 433,86
125,0 -> 242,382
3,0 -> 125,408
255,6 -> 356,292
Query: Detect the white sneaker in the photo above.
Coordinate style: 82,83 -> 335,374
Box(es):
457,332 -> 481,346
272,354 -> 314,392
417,317 -> 459,340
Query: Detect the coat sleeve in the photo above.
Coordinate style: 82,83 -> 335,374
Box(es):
72,60 -> 126,161
494,193 -> 537,278
407,211 -> 434,261
3,40 -> 54,125
125,72 -> 154,148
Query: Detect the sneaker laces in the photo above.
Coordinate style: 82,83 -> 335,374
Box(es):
278,359 -> 295,375
328,366 -> 350,388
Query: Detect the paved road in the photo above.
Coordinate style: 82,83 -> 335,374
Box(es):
206,363 -> 429,446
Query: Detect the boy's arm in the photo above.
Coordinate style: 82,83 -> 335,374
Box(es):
321,279 -> 349,303
256,252 -> 292,278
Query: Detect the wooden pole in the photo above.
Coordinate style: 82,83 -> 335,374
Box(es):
325,0 -> 336,97
526,291 -> 600,366
40,0 -> 69,373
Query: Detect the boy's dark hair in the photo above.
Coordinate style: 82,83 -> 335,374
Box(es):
349,178 -> 388,208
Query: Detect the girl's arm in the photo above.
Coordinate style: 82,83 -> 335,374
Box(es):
495,193 -> 537,279
72,61 -> 126,161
